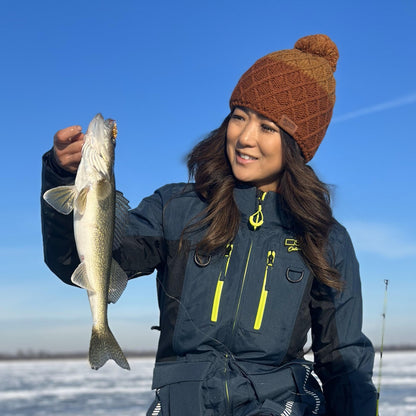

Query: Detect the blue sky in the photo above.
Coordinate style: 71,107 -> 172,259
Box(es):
1,0 -> 415,354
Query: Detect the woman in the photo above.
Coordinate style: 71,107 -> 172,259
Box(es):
41,34 -> 377,415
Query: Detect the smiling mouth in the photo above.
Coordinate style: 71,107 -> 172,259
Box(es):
237,150 -> 257,160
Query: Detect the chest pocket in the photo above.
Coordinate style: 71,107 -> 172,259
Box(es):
210,243 -> 234,323
254,250 -> 276,330
250,244 -> 309,333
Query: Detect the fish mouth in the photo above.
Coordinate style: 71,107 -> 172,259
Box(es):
108,120 -> 117,140
112,122 -> 118,140
101,116 -> 117,141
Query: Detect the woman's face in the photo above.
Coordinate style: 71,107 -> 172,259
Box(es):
226,107 -> 283,192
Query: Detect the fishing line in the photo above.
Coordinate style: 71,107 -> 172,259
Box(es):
376,279 -> 389,416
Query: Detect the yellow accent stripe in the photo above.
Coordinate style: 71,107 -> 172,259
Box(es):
254,250 -> 275,330
254,286 -> 268,330
211,278 -> 224,322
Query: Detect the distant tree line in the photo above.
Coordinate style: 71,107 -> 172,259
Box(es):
1,345 -> 415,361
0,350 -> 156,360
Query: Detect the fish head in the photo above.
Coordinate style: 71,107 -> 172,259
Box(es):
82,113 -> 117,171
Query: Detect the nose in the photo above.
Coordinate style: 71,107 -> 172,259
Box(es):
237,119 -> 257,147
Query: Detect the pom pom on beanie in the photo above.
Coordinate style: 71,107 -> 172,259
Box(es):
230,34 -> 339,162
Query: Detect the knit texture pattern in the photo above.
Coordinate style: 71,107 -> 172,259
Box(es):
229,34 -> 339,162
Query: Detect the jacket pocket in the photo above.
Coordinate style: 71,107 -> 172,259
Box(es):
253,250 -> 275,330
151,361 -> 212,416
241,362 -> 308,416
210,244 -> 233,322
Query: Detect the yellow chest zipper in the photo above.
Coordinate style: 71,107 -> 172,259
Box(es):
211,244 -> 233,322
254,250 -> 275,330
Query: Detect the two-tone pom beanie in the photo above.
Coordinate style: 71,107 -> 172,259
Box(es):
229,34 -> 339,162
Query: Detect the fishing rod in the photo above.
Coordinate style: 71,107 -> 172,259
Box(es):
376,279 -> 389,416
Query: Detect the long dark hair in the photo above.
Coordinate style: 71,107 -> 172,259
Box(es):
186,114 -> 342,289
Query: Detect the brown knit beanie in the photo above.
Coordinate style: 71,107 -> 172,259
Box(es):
229,34 -> 339,162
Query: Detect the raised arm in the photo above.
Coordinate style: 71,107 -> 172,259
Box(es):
41,125 -> 84,285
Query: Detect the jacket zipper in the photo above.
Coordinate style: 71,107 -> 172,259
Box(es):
254,250 -> 275,330
232,191 -> 267,332
211,244 -> 234,322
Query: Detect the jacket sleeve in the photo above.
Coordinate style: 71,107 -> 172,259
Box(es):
310,225 -> 377,416
41,150 -> 166,284
41,150 -> 79,285
112,189 -> 167,279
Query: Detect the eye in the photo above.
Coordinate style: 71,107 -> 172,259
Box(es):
231,112 -> 245,121
261,123 -> 278,133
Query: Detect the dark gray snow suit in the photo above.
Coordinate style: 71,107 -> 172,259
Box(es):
41,150 -> 377,415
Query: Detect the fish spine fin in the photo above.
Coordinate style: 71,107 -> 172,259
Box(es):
89,324 -> 130,370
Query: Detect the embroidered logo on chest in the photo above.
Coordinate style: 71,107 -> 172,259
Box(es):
284,238 -> 301,252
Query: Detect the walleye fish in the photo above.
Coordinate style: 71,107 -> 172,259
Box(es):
43,113 -> 130,370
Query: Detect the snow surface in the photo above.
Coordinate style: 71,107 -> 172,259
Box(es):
0,351 -> 414,415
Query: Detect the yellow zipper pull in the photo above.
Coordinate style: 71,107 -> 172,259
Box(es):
249,192 -> 267,230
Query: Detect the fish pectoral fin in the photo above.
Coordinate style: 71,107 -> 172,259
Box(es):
43,185 -> 77,215
71,262 -> 94,291
113,191 -> 130,250
75,187 -> 89,216
108,259 -> 128,304
96,179 -> 112,201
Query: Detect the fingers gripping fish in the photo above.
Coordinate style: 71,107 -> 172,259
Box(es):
43,113 -> 130,370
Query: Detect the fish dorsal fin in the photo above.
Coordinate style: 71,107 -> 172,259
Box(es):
43,186 -> 77,215
75,187 -> 89,216
108,259 -> 128,304
71,262 -> 93,291
113,191 -> 130,250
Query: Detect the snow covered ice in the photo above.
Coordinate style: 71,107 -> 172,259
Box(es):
0,351 -> 415,416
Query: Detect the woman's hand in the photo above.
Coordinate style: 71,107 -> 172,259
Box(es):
53,125 -> 84,174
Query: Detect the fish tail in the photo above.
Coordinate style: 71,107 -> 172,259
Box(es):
89,325 -> 130,370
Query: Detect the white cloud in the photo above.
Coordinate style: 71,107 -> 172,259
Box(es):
332,92 -> 416,123
345,221 -> 416,259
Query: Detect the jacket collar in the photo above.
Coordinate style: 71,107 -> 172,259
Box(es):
233,183 -> 292,229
